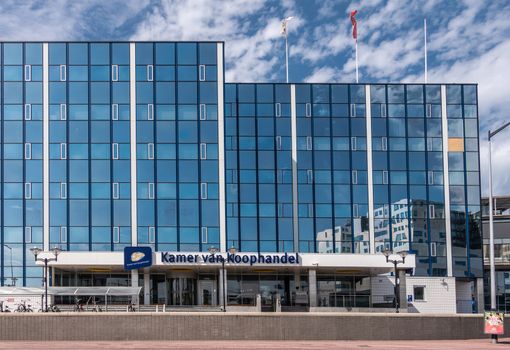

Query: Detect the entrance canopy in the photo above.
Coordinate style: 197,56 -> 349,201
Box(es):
0,286 -> 141,297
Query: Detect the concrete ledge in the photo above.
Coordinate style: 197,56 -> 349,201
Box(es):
0,313 -> 508,341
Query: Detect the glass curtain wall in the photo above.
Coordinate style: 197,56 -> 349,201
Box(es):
136,42 -> 219,252
2,43 -> 44,286
446,84 -> 482,277
224,83 -> 292,252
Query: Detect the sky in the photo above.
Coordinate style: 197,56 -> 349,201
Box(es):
0,0 -> 509,196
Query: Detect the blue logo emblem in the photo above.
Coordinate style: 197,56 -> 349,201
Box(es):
124,246 -> 152,270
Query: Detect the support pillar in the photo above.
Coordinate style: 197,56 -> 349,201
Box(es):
143,271 -> 150,305
398,270 -> 407,311
476,277 -> 484,313
131,270 -> 139,304
218,268 -> 227,310
308,269 -> 317,308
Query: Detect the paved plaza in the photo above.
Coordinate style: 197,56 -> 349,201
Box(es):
0,340 -> 508,350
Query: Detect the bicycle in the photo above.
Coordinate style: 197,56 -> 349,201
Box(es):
73,298 -> 84,312
90,297 -> 102,312
39,304 -> 61,313
15,300 -> 33,313
0,301 -> 11,313
127,303 -> 137,312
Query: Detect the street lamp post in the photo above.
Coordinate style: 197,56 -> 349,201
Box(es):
383,249 -> 408,313
3,244 -> 16,286
29,247 -> 62,312
208,245 -> 236,312
488,122 -> 510,344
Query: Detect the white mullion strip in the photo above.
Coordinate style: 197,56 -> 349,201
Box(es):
43,43 -> 49,251
290,84 -> 299,252
365,85 -> 375,254
441,85 -> 453,277
130,43 -> 138,247
217,42 -> 226,252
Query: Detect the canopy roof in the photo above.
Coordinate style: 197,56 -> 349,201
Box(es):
0,286 -> 141,296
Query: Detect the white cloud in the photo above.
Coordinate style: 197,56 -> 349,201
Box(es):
130,0 -> 301,82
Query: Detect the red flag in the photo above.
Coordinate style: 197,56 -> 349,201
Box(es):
350,10 -> 358,40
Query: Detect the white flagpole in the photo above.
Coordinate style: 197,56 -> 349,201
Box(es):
285,32 -> 289,83
355,39 -> 359,83
424,18 -> 428,83
282,16 -> 294,83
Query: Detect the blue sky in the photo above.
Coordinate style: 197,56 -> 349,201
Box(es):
1,0 -> 510,196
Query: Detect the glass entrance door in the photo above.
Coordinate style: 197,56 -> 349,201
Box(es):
259,276 -> 281,312
198,279 -> 216,306
168,277 -> 196,306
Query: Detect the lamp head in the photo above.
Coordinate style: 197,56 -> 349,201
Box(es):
208,246 -> 218,255
397,250 -> 408,262
52,246 -> 63,258
382,249 -> 391,258
30,247 -> 42,258
228,246 -> 237,254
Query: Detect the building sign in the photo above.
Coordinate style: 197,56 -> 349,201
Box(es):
161,252 -> 300,266
124,246 -> 152,270
484,311 -> 504,335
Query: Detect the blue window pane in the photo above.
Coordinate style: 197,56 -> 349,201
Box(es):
69,43 -> 88,64
155,66 -> 174,81
91,66 -> 110,81
112,43 -> 129,64
49,43 -> 66,64
178,82 -> 197,103
4,43 -> 22,64
4,66 -> 22,81
200,82 -> 217,103
113,82 -> 130,103
177,65 -> 197,80
4,82 -> 23,103
25,43 -> 42,64
25,82 -> 42,103
91,43 -> 110,64
49,82 -> 66,104
91,82 -> 110,103
156,82 -> 175,103
199,43 -> 216,64
136,43 -> 153,64
177,43 -> 197,64
155,43 -> 175,64
69,66 -> 88,81
69,83 -> 89,103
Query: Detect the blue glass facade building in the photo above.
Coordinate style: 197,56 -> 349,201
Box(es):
0,41 -> 483,313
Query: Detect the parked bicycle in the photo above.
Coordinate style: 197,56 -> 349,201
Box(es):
127,303 -> 137,312
39,304 -> 61,313
90,298 -> 102,312
0,301 -> 11,313
15,300 -> 33,313
73,298 -> 84,312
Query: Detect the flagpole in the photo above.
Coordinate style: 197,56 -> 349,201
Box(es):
424,18 -> 428,83
285,32 -> 289,83
355,39 -> 359,83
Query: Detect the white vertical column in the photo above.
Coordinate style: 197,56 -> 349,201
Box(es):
130,43 -> 138,247
217,43 -> 226,252
131,269 -> 139,303
441,85 -> 453,277
143,271 -> 150,305
43,43 -> 49,251
365,85 -> 375,253
290,84 -> 299,252
308,269 -> 317,307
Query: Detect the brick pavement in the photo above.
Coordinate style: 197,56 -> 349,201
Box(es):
0,339 -> 508,350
